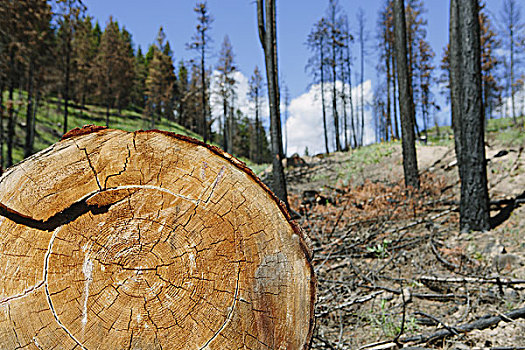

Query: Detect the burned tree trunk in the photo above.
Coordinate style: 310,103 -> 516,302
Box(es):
257,0 -> 289,208
449,0 -> 490,231
0,126 -> 315,349
393,0 -> 420,189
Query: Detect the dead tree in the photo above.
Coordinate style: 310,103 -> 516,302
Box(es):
393,0 -> 420,189
0,126 -> 315,349
257,0 -> 289,208
449,0 -> 490,231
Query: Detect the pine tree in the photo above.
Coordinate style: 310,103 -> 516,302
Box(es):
500,0 -> 524,123
187,1 -> 213,143
189,63 -> 204,134
144,27 -> 176,128
144,50 -> 163,128
417,37 -> 435,141
377,1 -> 395,141
378,0 -> 434,141
55,0 -> 85,134
248,66 -> 265,164
480,3 -> 502,119
356,8 -> 367,147
73,16 -> 98,110
327,0 -> 344,152
216,35 -> 236,154
92,17 -> 134,127
117,27 -> 136,114
341,15 -> 356,149
405,0 -> 424,137
441,4 -> 502,120
306,18 -> 330,154
131,46 -> 147,109
0,2 -> 9,169
175,60 -> 190,127
23,0 -> 53,158
0,0 -> 25,167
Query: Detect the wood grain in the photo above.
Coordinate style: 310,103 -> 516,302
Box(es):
0,127 -> 315,349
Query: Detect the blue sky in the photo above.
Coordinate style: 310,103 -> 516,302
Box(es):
85,0 -> 506,154
85,0 -> 501,97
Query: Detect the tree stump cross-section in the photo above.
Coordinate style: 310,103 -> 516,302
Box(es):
0,127 -> 315,349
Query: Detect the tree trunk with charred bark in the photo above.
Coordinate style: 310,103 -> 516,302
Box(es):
321,42 -> 329,154
450,0 -> 463,174
257,0 -> 289,208
449,0 -> 490,231
255,91 -> 261,163
25,62 -> 35,158
393,0 -> 420,189
0,126 -> 315,349
6,78 -> 15,168
63,38 -> 71,135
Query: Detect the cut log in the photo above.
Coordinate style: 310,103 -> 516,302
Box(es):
0,126 -> 315,349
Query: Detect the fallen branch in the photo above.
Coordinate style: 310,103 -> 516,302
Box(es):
358,341 -> 397,350
360,283 -> 467,302
430,238 -> 460,271
418,275 -> 525,285
414,311 -> 459,335
400,306 -> 525,344
316,291 -> 384,317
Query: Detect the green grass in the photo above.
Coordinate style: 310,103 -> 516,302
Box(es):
322,141 -> 396,185
490,116 -> 525,146
2,91 -> 201,165
426,125 -> 455,146
243,160 -> 271,176
424,115 -> 524,147
486,115 -> 524,133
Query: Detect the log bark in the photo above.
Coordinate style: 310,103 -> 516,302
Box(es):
0,126 -> 315,349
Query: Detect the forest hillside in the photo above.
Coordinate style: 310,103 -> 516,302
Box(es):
268,116 -> 525,348
0,91 -> 201,165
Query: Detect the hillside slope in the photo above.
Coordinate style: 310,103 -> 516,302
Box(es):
281,117 -> 525,348
3,93 -> 201,165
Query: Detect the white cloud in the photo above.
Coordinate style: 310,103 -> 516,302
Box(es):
209,70 -> 377,157
210,70 -> 268,131
285,80 -> 376,156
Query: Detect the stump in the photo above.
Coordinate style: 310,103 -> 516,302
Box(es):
0,127 -> 315,349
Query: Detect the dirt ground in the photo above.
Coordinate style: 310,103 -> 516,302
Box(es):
268,133 -> 525,349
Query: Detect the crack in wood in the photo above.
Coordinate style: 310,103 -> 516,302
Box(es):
0,185 -> 201,233
43,227 -> 88,350
103,145 -> 131,190
75,144 -> 102,191
0,193 -> 110,231
0,280 -> 45,305
199,263 -> 242,349
8,304 -> 22,349
201,166 -> 226,204
32,337 -> 44,350
101,185 -> 200,205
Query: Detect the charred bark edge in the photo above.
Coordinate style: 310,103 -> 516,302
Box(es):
61,125 -> 108,140
59,125 -> 317,348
